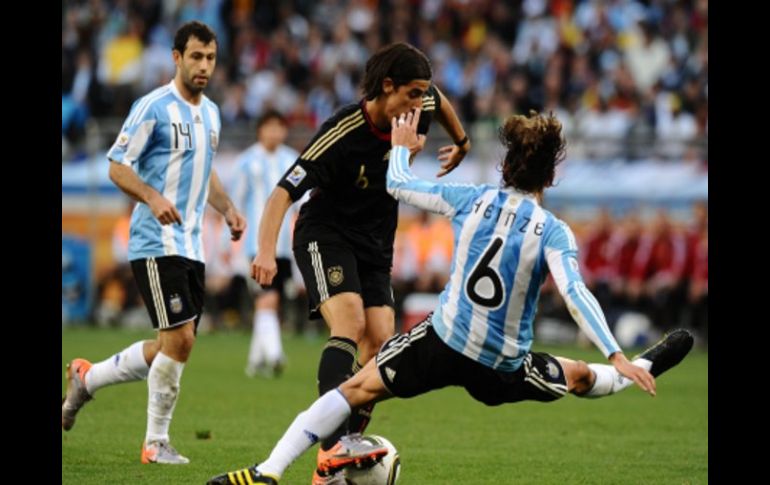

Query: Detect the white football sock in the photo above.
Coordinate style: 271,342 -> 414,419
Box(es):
257,389 -> 351,477
584,359 -> 652,398
259,310 -> 284,363
84,341 -> 150,395
145,352 -> 185,443
247,311 -> 266,367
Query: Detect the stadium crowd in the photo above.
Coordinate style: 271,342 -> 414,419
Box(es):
63,0 -> 707,162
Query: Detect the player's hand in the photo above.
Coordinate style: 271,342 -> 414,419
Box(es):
610,352 -> 657,397
147,192 -> 183,225
391,108 -> 421,148
436,139 -> 470,178
251,252 -> 277,287
224,208 -> 246,241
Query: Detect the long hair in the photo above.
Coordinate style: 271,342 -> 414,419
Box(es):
499,111 -> 566,193
361,43 -> 432,100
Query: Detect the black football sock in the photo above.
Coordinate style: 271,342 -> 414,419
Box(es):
347,360 -> 375,433
318,337 -> 357,451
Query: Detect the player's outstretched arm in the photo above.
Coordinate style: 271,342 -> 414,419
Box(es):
543,221 -> 656,396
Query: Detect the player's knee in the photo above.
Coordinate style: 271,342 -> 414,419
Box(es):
338,378 -> 362,400
256,291 -> 279,309
162,329 -> 196,360
325,301 -> 367,341
569,360 -> 593,395
178,333 -> 196,354
144,340 -> 161,361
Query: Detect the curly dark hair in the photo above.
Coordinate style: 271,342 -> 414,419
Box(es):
173,21 -> 217,54
499,111 -> 566,193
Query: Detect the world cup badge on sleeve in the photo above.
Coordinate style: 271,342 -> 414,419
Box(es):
286,165 -> 307,187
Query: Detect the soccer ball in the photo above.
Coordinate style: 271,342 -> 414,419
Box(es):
614,311 -> 653,348
342,435 -> 401,485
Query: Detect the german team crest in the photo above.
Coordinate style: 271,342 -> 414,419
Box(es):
327,266 -> 344,287
209,130 -> 218,151
169,293 -> 183,314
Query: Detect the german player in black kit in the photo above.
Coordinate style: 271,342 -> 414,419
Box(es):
250,42 -> 469,484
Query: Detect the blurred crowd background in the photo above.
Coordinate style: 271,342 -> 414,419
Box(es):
62,0 -> 707,347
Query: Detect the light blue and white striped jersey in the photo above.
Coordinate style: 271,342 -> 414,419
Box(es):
232,143 -> 299,258
107,81 -> 221,263
387,145 -> 621,372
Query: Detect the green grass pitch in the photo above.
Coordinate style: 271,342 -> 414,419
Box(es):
62,327 -> 707,484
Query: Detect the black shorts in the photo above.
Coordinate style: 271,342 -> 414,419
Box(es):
293,240 -> 393,319
131,255 -> 205,330
376,317 -> 568,405
249,257 -> 293,297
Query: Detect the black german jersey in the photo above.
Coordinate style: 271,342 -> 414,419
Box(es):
277,85 -> 441,267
